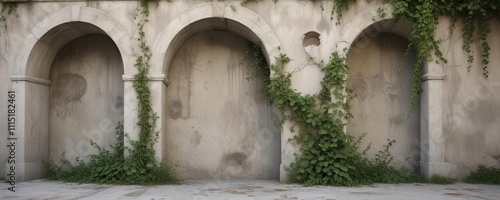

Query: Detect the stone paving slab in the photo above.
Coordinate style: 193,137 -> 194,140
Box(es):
1,180 -> 500,200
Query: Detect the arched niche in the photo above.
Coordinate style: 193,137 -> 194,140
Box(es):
48,34 -> 124,165
11,6 -> 130,180
151,3 -> 283,180
346,20 -> 420,170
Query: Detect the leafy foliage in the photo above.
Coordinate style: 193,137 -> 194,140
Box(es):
331,0 -> 358,23
46,123 -> 176,184
465,165 -> 500,185
245,42 -> 271,86
257,46 -> 427,186
241,0 -> 262,6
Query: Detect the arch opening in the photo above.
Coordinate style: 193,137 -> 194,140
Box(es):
346,20 -> 420,170
162,18 -> 281,180
48,34 -> 124,165
18,21 -> 125,179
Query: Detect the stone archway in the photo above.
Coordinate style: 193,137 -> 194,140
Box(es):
10,6 -> 131,181
150,3 -> 284,180
340,4 -> 447,176
347,30 -> 420,170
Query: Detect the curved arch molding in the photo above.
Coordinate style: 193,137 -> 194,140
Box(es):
151,2 -> 281,75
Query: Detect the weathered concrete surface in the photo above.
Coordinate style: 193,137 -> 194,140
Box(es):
164,31 -> 280,180
347,33 -> 420,169
440,17 -> 500,178
1,180 -> 499,200
1,0 -> 500,181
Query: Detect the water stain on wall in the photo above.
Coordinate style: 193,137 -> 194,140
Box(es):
168,100 -> 183,119
50,73 -> 87,117
190,130 -> 202,147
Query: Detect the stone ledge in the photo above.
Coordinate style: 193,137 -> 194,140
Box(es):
11,74 -> 52,86
422,73 -> 446,81
122,74 -> 170,86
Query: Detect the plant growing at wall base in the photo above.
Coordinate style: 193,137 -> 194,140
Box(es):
464,165 -> 500,185
46,124 -> 126,183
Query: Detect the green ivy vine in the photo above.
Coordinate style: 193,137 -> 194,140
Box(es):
126,0 -> 175,184
384,0 -> 500,104
326,0 -> 499,104
330,0 -> 357,22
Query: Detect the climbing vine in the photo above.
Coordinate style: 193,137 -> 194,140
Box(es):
330,0 -> 357,22
384,0 -> 500,104
125,0 -> 176,184
325,0 -> 500,104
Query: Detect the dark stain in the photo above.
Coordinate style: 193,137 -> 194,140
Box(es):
316,17 -> 331,33
115,95 -> 123,109
464,188 -> 483,192
222,152 -> 248,166
445,193 -> 465,197
464,131 -> 485,153
471,196 -> 489,200
168,100 -> 183,119
348,75 -> 368,101
389,114 -> 406,125
388,93 -> 397,100
350,192 -> 382,195
467,99 -> 500,124
190,130 -> 202,147
51,73 -> 87,107
124,189 -> 146,197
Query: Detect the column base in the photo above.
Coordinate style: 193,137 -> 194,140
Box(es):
5,161 -> 45,181
422,161 -> 457,178
280,163 -> 289,183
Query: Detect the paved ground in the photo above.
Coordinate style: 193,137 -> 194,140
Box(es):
1,179 -> 500,200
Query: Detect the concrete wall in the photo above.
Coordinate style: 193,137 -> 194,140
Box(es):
0,0 -> 499,181
48,34 -> 124,164
164,31 -> 280,179
347,33 -> 420,169
440,17 -> 500,178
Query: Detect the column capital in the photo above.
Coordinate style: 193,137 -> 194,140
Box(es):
11,74 -> 52,86
122,74 -> 169,86
422,73 -> 446,81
